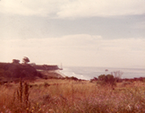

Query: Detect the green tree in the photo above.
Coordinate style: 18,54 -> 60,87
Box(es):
23,57 -> 30,64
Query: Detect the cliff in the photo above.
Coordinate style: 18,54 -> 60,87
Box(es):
0,62 -> 62,82
0,63 -> 42,80
31,64 -> 60,71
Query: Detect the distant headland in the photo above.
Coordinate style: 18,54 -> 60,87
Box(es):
0,57 -> 63,83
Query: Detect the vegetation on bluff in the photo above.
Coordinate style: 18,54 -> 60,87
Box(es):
0,57 -> 61,83
0,63 -> 42,82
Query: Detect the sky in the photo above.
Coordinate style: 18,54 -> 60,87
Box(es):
0,0 -> 145,68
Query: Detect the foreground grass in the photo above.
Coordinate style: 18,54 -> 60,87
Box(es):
0,79 -> 145,113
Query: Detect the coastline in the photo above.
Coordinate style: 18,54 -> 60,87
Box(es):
39,70 -> 66,79
55,70 -> 66,78
59,66 -> 145,80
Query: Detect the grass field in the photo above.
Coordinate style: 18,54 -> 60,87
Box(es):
0,78 -> 145,113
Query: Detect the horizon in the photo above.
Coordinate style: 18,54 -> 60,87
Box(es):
0,60 -> 144,69
0,0 -> 145,68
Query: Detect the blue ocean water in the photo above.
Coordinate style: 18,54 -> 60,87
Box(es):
60,66 -> 145,80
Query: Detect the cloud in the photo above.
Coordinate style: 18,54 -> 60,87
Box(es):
0,0 -> 65,17
132,21 -> 145,29
58,0 -> 145,18
0,0 -> 145,18
0,34 -> 145,67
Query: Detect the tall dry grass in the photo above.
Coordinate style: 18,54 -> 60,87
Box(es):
0,79 -> 145,113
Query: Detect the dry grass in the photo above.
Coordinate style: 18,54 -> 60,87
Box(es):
0,79 -> 145,113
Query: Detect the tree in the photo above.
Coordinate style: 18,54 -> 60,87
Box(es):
111,71 -> 123,82
12,59 -> 20,64
22,57 -> 30,64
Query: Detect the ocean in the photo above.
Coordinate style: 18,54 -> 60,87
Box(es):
60,66 -> 145,80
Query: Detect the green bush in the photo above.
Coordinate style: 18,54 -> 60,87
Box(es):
97,74 -> 116,89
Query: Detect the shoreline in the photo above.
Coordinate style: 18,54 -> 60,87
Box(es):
39,70 -> 66,79
55,70 -> 66,78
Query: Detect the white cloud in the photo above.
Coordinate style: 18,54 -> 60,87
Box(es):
0,35 -> 145,67
0,0 -> 145,18
132,21 -> 145,29
58,0 -> 145,18
0,0 -> 66,17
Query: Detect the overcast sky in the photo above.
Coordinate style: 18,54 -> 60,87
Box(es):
0,0 -> 145,68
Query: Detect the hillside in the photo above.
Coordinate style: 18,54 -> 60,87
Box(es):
0,62 -> 42,81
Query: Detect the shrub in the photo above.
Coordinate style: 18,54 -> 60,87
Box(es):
65,76 -> 78,81
97,74 -> 116,89
44,82 -> 50,87
111,71 -> 123,82
90,77 -> 98,82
